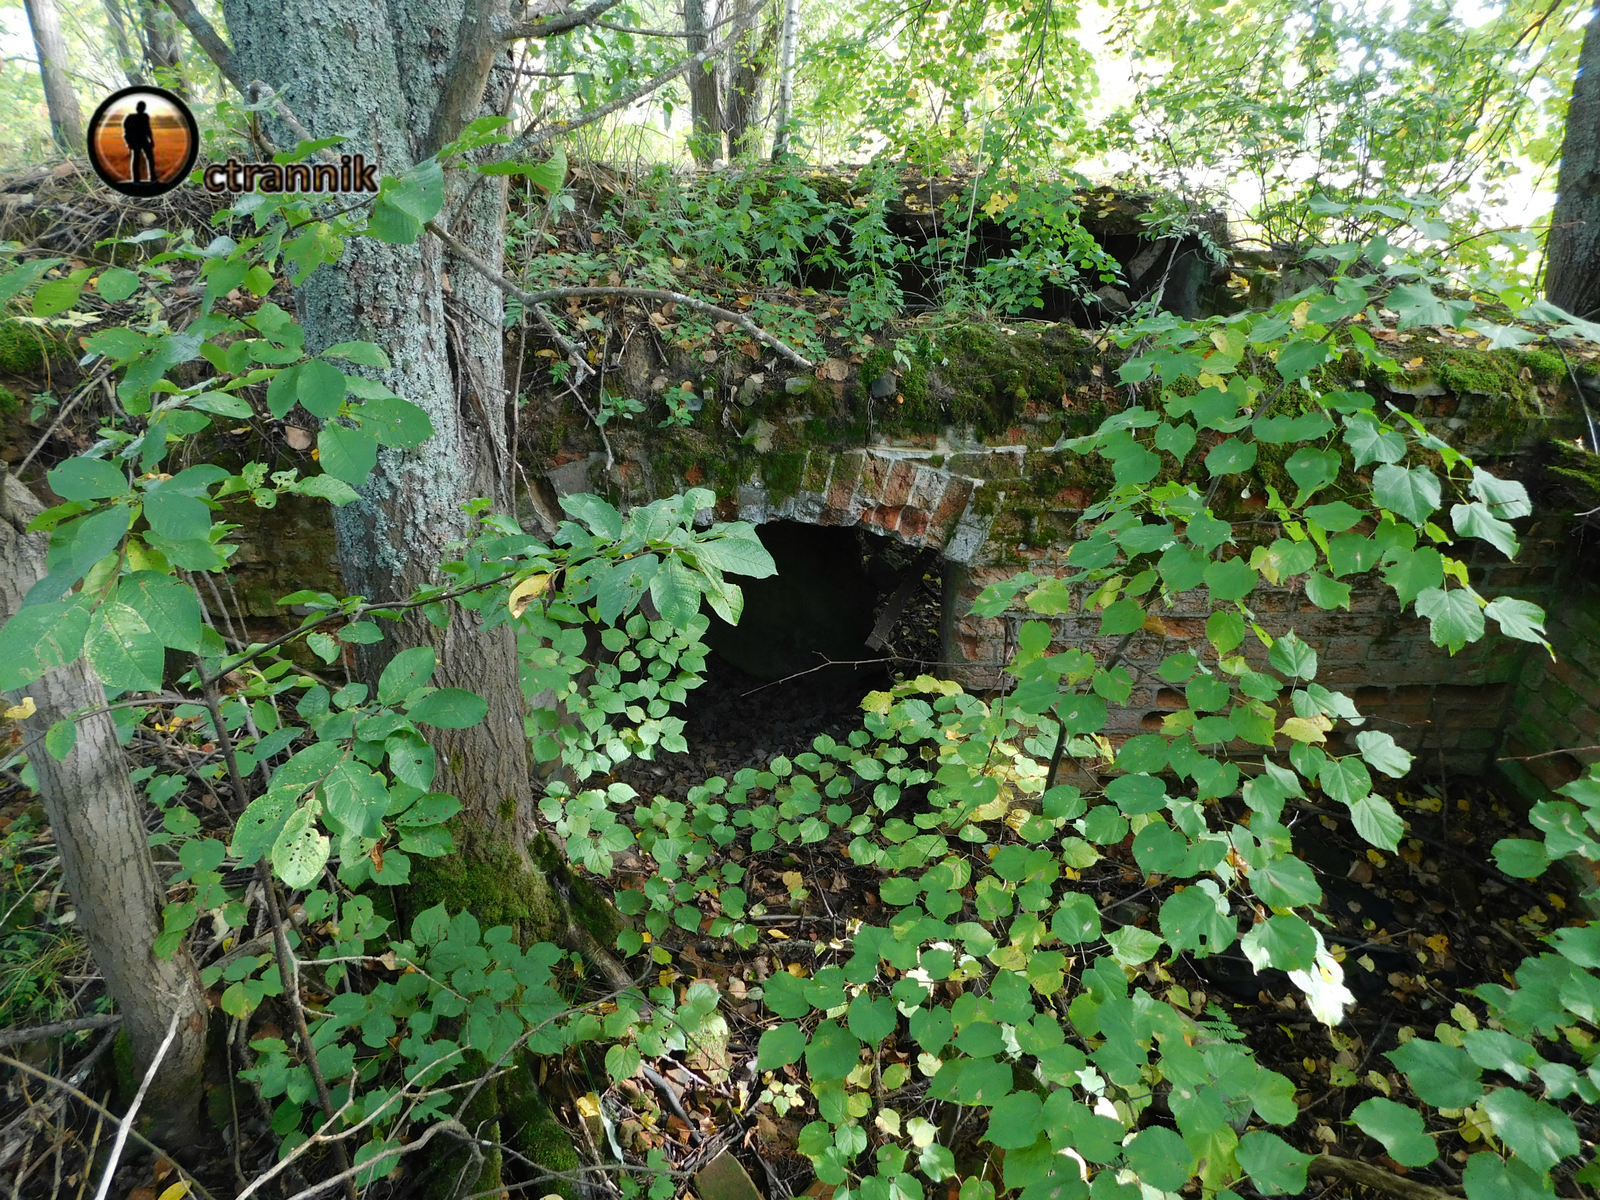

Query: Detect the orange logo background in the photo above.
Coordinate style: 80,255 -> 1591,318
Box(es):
86,88 -> 197,196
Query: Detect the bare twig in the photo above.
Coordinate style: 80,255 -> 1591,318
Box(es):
1498,744 -> 1600,761
89,1006 -> 182,1200
0,1013 -> 120,1051
505,0 -> 627,39
1310,1154 -> 1461,1200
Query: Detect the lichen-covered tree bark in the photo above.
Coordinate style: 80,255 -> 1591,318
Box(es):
1548,0 -> 1600,321
0,475 -> 207,1143
22,0 -> 84,153
219,0 -> 566,940
685,0 -> 724,164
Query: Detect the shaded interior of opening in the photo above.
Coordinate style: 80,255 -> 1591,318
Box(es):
634,522 -> 944,782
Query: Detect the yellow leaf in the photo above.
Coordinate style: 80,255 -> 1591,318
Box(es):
158,1183 -> 192,1200
767,928 -> 790,940
1426,934 -> 1449,953
3,697 -> 36,721
1196,371 -> 1226,390
1279,717 -> 1328,744
576,1092 -> 601,1119
508,573 -> 552,618
1291,301 -> 1310,330
1366,848 -> 1386,866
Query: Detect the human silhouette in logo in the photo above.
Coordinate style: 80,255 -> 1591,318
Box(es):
122,101 -> 156,184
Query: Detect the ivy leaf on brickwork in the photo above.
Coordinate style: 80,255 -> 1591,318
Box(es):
1285,448 -> 1341,504
1389,282 -> 1473,329
1305,573 -> 1351,610
1355,730 -> 1414,778
1484,597 -> 1547,645
1205,437 -> 1257,477
1237,1131 -> 1312,1195
318,423 -> 378,485
1452,502 -> 1520,558
1343,412 -> 1407,466
1349,794 -> 1404,850
1267,630 -> 1317,679
1372,464 -> 1441,527
1415,587 -> 1485,653
1470,467 -> 1533,519
1352,1098 -> 1438,1166
1204,557 -> 1256,601
1380,546 -> 1443,606
1099,598 -> 1145,636
1481,1088 -> 1579,1173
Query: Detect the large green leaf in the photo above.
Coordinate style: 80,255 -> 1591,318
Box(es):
1372,464 -> 1441,527
1485,597 -> 1547,644
37,506 -> 132,602
757,1022 -> 806,1069
1492,838 -> 1552,879
407,687 -> 488,728
319,761 -> 390,838
1250,855 -> 1321,906
1355,730 -> 1413,778
1351,1098 -> 1437,1167
1240,913 -> 1318,972
1349,794 -> 1404,851
0,597 -> 90,690
1159,882 -> 1235,956
356,396 -> 435,448
116,572 -> 203,652
1274,338 -> 1329,380
1452,502 -> 1519,558
650,556 -> 702,629
1480,1088 -> 1578,1173
296,358 -> 347,418
1205,437 -> 1258,477
693,533 -> 777,579
48,458 -> 126,502
1285,447 -> 1341,504
985,1092 -> 1044,1150
1343,413 -> 1407,466
1386,1038 -> 1483,1108
1237,1131 -> 1311,1195
231,788 -> 300,863
86,601 -> 165,691
1203,557 -> 1257,601
272,804 -> 330,888
1125,1127 -> 1195,1191
804,1020 -> 862,1082
1380,546 -> 1443,606
318,423 -> 379,485
379,646 -> 437,704
1415,587 -> 1485,653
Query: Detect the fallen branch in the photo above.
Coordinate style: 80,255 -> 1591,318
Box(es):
0,1013 -> 120,1051
89,1007 -> 184,1200
1311,1154 -> 1463,1200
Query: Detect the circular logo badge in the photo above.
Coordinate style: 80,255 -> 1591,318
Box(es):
85,86 -> 198,198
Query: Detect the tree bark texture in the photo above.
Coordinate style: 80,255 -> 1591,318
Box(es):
685,0 -> 724,164
141,0 -> 188,91
769,0 -> 799,160
101,0 -> 147,87
0,475 -> 207,1144
723,2 -> 777,159
1548,0 -> 1600,320
221,0 -> 564,936
22,0 -> 84,153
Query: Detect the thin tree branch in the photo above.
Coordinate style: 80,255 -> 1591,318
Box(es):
426,219 -> 812,366
0,1013 -> 120,1051
1310,1154 -> 1461,1200
426,0 -> 510,159
89,1007 -> 182,1200
504,0 -> 627,40
161,0 -> 244,92
490,0 -> 774,161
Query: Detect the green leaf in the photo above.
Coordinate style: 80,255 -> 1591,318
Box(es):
1344,413 -> 1407,467
144,486 -> 211,543
0,598 -> 90,690
1205,437 -> 1258,477
1348,794 -> 1403,851
85,601 -> 165,691
1470,467 -> 1533,520
1386,1038 -> 1483,1108
1052,893 -> 1103,943
805,1020 -> 862,1082
1415,588 -> 1485,653
323,341 -> 392,369
39,506 -> 132,601
379,647 -> 436,704
757,1022 -> 806,1069
1236,1131 -> 1311,1196
231,788 -> 300,863
367,159 -> 445,243
1275,338 -> 1330,380
1285,448 -> 1341,504
1305,570 -> 1351,610
1204,557 -> 1256,601
1463,1150 -> 1554,1200
847,993 -> 897,1041
1318,757 -> 1371,806
1355,730 -> 1413,778
693,533 -> 777,579
985,1092 -> 1044,1149
1267,630 -> 1317,679
33,275 -> 86,317
1381,547 -> 1444,607
406,687 -> 488,728
1160,883 -> 1235,956
1241,913 -> 1318,972
1105,926 -> 1162,966
319,761 -> 389,839
1125,1127 -> 1195,1191
1492,838 -> 1551,879
45,719 -> 77,761
272,804 -> 330,889
266,364 -> 300,418
1480,1088 -> 1578,1173
1250,856 -> 1321,907
1156,421 -> 1197,461
318,423 -> 379,485
1098,598 -> 1144,635
1485,597 -> 1547,645
296,358 -> 348,419
606,1044 -> 641,1082
356,396 -> 434,448
560,493 -> 624,539
650,556 -> 702,629
48,458 -> 126,502
1372,464 -> 1441,527
1452,502 -> 1519,558
1390,283 -> 1471,329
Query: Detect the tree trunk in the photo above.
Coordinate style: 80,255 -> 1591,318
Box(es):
723,3 -> 777,160
141,0 -> 188,93
221,0 -> 567,940
770,0 -> 799,160
685,0 -> 724,165
0,474 -> 208,1145
102,0 -> 148,87
22,0 -> 84,154
1547,0 -> 1600,320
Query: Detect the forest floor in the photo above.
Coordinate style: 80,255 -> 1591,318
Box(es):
0,545 -> 1582,1200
